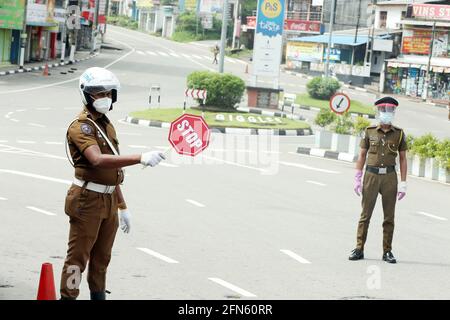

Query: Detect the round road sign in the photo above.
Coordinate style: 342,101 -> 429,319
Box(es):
329,93 -> 351,114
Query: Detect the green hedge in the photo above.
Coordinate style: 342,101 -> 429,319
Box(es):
306,77 -> 341,100
409,134 -> 450,169
107,15 -> 138,30
314,109 -> 337,128
187,71 -> 245,110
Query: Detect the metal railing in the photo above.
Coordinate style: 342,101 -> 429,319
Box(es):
286,10 -> 322,21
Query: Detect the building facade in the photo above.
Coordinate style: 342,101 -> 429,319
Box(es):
0,0 -> 26,65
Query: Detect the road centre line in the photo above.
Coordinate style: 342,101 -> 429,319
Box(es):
306,180 -> 327,186
136,248 -> 179,264
44,141 -> 63,145
15,109 -> 25,112
128,145 -> 150,149
10,119 -> 19,122
0,197 -> 7,201
0,169 -> 71,185
36,107 -> 51,110
169,52 -> 180,57
28,123 -> 46,128
136,50 -> 145,55
416,211 -> 447,221
280,249 -> 312,264
279,161 -> 340,174
17,140 -> 36,144
26,206 -> 57,216
146,51 -> 157,56
208,278 -> 257,298
0,140 -> 8,143
186,199 -> 205,207
157,51 -> 169,56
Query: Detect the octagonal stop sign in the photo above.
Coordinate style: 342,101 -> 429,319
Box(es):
168,114 -> 210,156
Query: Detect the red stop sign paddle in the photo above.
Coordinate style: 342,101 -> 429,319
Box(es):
168,113 -> 210,156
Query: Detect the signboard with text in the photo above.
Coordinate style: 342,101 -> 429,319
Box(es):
0,0 -> 25,30
286,41 -> 323,62
284,19 -> 321,33
402,28 -> 448,56
252,0 -> 286,78
410,4 -> 450,21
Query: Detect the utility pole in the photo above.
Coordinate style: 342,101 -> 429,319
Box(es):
325,0 -> 336,77
350,0 -> 362,74
91,0 -> 100,54
60,0 -> 69,63
19,0 -> 28,69
231,0 -> 240,49
102,0 -> 110,43
219,0 -> 229,73
423,20 -> 436,101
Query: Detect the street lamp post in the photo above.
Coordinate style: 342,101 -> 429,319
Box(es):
219,0 -> 229,73
423,20 -> 436,101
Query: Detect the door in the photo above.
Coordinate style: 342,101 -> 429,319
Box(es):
0,29 -> 12,64
10,30 -> 20,64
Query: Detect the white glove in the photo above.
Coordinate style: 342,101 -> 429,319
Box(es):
140,151 -> 165,167
398,181 -> 407,193
119,209 -> 131,233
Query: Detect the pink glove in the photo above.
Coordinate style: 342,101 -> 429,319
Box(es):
397,181 -> 407,201
354,170 -> 363,196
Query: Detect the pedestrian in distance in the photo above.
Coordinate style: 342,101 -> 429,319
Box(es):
60,67 -> 166,300
349,96 -> 408,264
212,43 -> 219,64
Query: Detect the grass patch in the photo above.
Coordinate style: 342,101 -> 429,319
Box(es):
171,31 -> 220,43
295,93 -> 376,116
130,108 -> 310,130
226,48 -> 253,59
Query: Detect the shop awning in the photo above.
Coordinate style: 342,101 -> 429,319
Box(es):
387,55 -> 450,72
289,34 -> 387,46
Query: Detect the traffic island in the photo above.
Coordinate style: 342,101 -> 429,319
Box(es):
125,107 -> 312,136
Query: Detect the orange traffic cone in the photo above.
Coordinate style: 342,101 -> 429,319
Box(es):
37,263 -> 56,300
43,63 -> 49,76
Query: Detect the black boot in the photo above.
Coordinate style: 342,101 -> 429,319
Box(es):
382,251 -> 397,264
348,248 -> 364,261
90,291 -> 106,300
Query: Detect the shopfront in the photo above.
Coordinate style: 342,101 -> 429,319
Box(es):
0,0 -> 25,64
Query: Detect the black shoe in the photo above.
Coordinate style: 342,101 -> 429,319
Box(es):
382,251 -> 397,264
90,291 -> 106,300
349,249 -> 364,260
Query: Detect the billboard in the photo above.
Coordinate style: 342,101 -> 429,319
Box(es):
411,4 -> 450,21
0,0 -> 25,30
286,42 -> 323,62
252,0 -> 286,78
402,28 -> 448,56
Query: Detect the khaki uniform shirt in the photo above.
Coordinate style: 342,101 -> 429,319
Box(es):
67,107 -> 124,186
360,125 -> 408,167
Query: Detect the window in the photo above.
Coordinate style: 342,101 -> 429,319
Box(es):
379,11 -> 387,28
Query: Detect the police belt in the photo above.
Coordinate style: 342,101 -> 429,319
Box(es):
73,177 -> 116,194
365,165 -> 396,175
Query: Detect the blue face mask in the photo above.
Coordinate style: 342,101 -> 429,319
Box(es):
379,112 -> 394,124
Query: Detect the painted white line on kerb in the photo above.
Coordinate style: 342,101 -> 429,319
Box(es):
45,141 -> 63,145
0,197 -> 7,201
28,123 -> 46,128
280,249 -> 311,264
17,140 -> 36,144
306,180 -> 327,187
416,211 -> 447,221
208,278 -> 257,298
136,248 -> 179,264
0,169 -> 71,185
279,161 -> 340,174
26,206 -> 57,216
186,199 -> 205,208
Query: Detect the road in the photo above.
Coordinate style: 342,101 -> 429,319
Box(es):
0,25 -> 449,300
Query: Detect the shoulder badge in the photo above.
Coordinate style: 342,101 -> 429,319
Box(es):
80,123 -> 94,135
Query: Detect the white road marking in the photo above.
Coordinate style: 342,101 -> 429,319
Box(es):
192,54 -> 203,59
15,109 -> 25,112
186,199 -> 205,207
0,169 -> 71,185
10,119 -> 19,122
4,112 -> 13,118
416,211 -> 447,221
0,144 -> 66,160
280,249 -> 312,264
146,51 -> 157,56
279,161 -> 340,174
159,163 -> 179,168
287,152 -> 355,167
0,140 -> 8,143
28,123 -> 46,128
202,55 -> 211,60
35,107 -> 51,110
208,278 -> 257,298
117,132 -> 142,136
44,141 -> 63,145
181,54 -> 191,59
26,206 -> 57,216
136,50 -> 145,55
306,180 -> 327,187
0,197 -> 7,201
136,248 -> 179,264
128,145 -> 150,149
157,51 -> 169,56
17,140 -> 36,144
169,52 -> 180,58
225,57 -> 236,64
202,155 -> 267,173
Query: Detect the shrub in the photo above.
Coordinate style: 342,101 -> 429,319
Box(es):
187,71 -> 245,110
353,116 -> 371,136
314,109 -> 337,128
410,133 -> 439,159
435,138 -> 450,169
333,112 -> 354,135
306,77 -> 341,100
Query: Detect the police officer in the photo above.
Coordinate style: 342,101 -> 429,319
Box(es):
349,97 -> 408,264
60,67 -> 166,300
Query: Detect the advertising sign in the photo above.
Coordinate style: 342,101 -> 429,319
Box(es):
284,19 -> 321,33
286,42 -> 323,62
411,4 -> 450,21
246,16 -> 256,29
402,29 -> 448,56
252,0 -> 286,77
0,0 -> 25,30
323,48 -> 341,61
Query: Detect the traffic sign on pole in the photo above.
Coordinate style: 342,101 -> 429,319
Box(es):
329,93 -> 351,114
168,114 -> 210,157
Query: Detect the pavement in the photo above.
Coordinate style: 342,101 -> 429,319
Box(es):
0,25 -> 449,300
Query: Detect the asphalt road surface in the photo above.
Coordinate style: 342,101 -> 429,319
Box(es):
0,25 -> 449,300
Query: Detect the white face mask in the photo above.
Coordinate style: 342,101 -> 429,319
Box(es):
379,112 -> 394,125
93,97 -> 112,114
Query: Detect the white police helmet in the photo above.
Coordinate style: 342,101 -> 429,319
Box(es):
79,67 -> 120,107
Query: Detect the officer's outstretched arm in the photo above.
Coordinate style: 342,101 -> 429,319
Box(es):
84,145 -> 141,169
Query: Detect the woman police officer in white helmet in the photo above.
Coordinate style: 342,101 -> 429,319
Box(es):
60,67 -> 165,300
